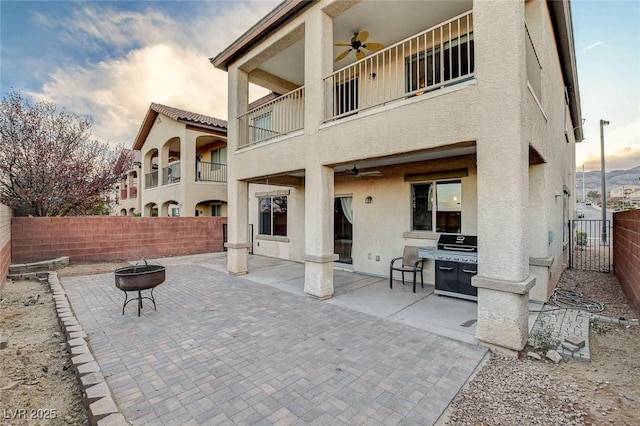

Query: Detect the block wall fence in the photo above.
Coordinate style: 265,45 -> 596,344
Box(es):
0,204 -> 12,293
11,217 -> 227,264
613,209 -> 640,316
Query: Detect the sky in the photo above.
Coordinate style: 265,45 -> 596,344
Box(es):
1,0 -> 638,172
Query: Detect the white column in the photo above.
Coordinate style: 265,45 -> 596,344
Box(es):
304,164 -> 336,298
226,66 -> 251,275
303,10 -> 336,298
472,0 -> 535,356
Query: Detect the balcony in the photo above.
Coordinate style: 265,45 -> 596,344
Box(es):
129,187 -> 138,198
235,6 -> 474,146
324,11 -> 474,121
145,171 -> 158,189
162,162 -> 181,185
120,189 -> 128,200
196,161 -> 227,183
238,86 -> 304,149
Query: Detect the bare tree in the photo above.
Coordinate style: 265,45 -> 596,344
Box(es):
0,90 -> 132,216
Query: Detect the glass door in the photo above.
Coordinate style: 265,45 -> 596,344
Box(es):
334,197 -> 353,264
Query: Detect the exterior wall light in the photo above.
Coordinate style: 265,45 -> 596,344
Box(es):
365,196 -> 373,204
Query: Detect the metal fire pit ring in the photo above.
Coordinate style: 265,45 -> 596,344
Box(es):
114,260 -> 166,316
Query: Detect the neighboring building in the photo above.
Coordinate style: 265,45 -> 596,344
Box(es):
113,151 -> 142,216
212,0 -> 583,355
131,103 -> 228,217
610,185 -> 639,208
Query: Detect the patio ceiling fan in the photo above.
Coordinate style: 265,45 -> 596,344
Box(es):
337,164 -> 383,177
334,30 -> 384,62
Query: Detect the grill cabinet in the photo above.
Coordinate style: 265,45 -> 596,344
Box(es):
419,235 -> 478,301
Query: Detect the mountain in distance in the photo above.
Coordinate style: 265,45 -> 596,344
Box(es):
576,165 -> 640,193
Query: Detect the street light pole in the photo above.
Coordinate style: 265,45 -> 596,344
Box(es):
600,119 -> 609,244
582,164 -> 585,203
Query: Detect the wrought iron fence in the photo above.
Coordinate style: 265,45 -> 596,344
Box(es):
145,171 -> 158,189
569,220 -> 612,273
196,161 -> 227,182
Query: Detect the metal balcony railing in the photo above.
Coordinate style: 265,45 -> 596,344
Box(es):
238,86 -> 304,149
120,189 -> 128,200
162,162 -> 181,185
196,161 -> 227,182
145,171 -> 158,189
129,187 -> 138,198
324,11 -> 474,121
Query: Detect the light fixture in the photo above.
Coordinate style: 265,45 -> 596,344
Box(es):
365,196 -> 373,204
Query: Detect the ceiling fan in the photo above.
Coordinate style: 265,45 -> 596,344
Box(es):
337,164 -> 383,177
334,31 -> 385,62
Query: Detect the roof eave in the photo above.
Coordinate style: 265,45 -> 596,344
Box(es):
132,107 -> 158,150
210,0 -> 314,71
549,0 -> 584,142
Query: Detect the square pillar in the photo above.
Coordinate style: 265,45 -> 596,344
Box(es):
304,164 -> 337,298
226,179 -> 250,275
226,65 -> 250,275
473,0 -> 532,354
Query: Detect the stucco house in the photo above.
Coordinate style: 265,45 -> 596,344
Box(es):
113,150 -> 142,216
128,103 -> 229,218
211,0 -> 583,355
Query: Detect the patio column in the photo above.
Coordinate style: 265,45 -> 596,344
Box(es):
304,164 -> 336,298
226,65 -> 250,275
472,0 -> 535,356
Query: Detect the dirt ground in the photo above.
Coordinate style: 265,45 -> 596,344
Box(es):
1,262 -> 639,425
447,269 -> 640,425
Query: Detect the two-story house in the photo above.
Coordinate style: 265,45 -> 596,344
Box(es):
211,0 -> 583,355
114,151 -> 142,216
131,103 -> 229,217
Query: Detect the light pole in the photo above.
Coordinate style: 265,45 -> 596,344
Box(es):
600,119 -> 609,244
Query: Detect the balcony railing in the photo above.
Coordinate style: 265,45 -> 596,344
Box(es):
196,161 -> 227,182
238,86 -> 304,149
324,11 -> 474,121
163,162 -> 181,185
129,187 -> 138,198
145,171 -> 158,189
120,189 -> 128,200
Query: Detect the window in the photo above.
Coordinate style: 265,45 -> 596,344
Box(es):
335,78 -> 359,116
406,34 -> 474,94
526,25 -> 541,101
211,147 -> 227,164
252,112 -> 273,143
412,180 -> 462,233
259,196 -> 287,236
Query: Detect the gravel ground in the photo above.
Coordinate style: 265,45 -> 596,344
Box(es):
443,270 -> 640,426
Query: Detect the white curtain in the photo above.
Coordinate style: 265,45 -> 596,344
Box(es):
340,197 -> 354,224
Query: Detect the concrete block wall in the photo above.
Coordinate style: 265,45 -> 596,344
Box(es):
0,204 -> 12,293
613,209 -> 640,316
11,217 -> 226,263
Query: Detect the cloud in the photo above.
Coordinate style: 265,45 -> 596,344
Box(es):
579,146 -> 640,172
584,41 -> 604,51
26,1 -> 278,147
577,118 -> 640,171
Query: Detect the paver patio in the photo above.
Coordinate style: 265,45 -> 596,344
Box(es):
62,256 -> 487,425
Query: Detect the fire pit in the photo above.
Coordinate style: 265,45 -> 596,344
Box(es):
114,260 -> 165,316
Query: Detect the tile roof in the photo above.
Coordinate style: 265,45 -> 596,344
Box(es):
132,103 -> 227,150
150,103 -> 227,129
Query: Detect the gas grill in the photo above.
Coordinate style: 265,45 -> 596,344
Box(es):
418,235 -> 478,301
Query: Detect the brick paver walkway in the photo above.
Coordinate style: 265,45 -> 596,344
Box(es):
62,264 -> 486,425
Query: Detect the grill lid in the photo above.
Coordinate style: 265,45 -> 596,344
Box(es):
437,234 -> 477,252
